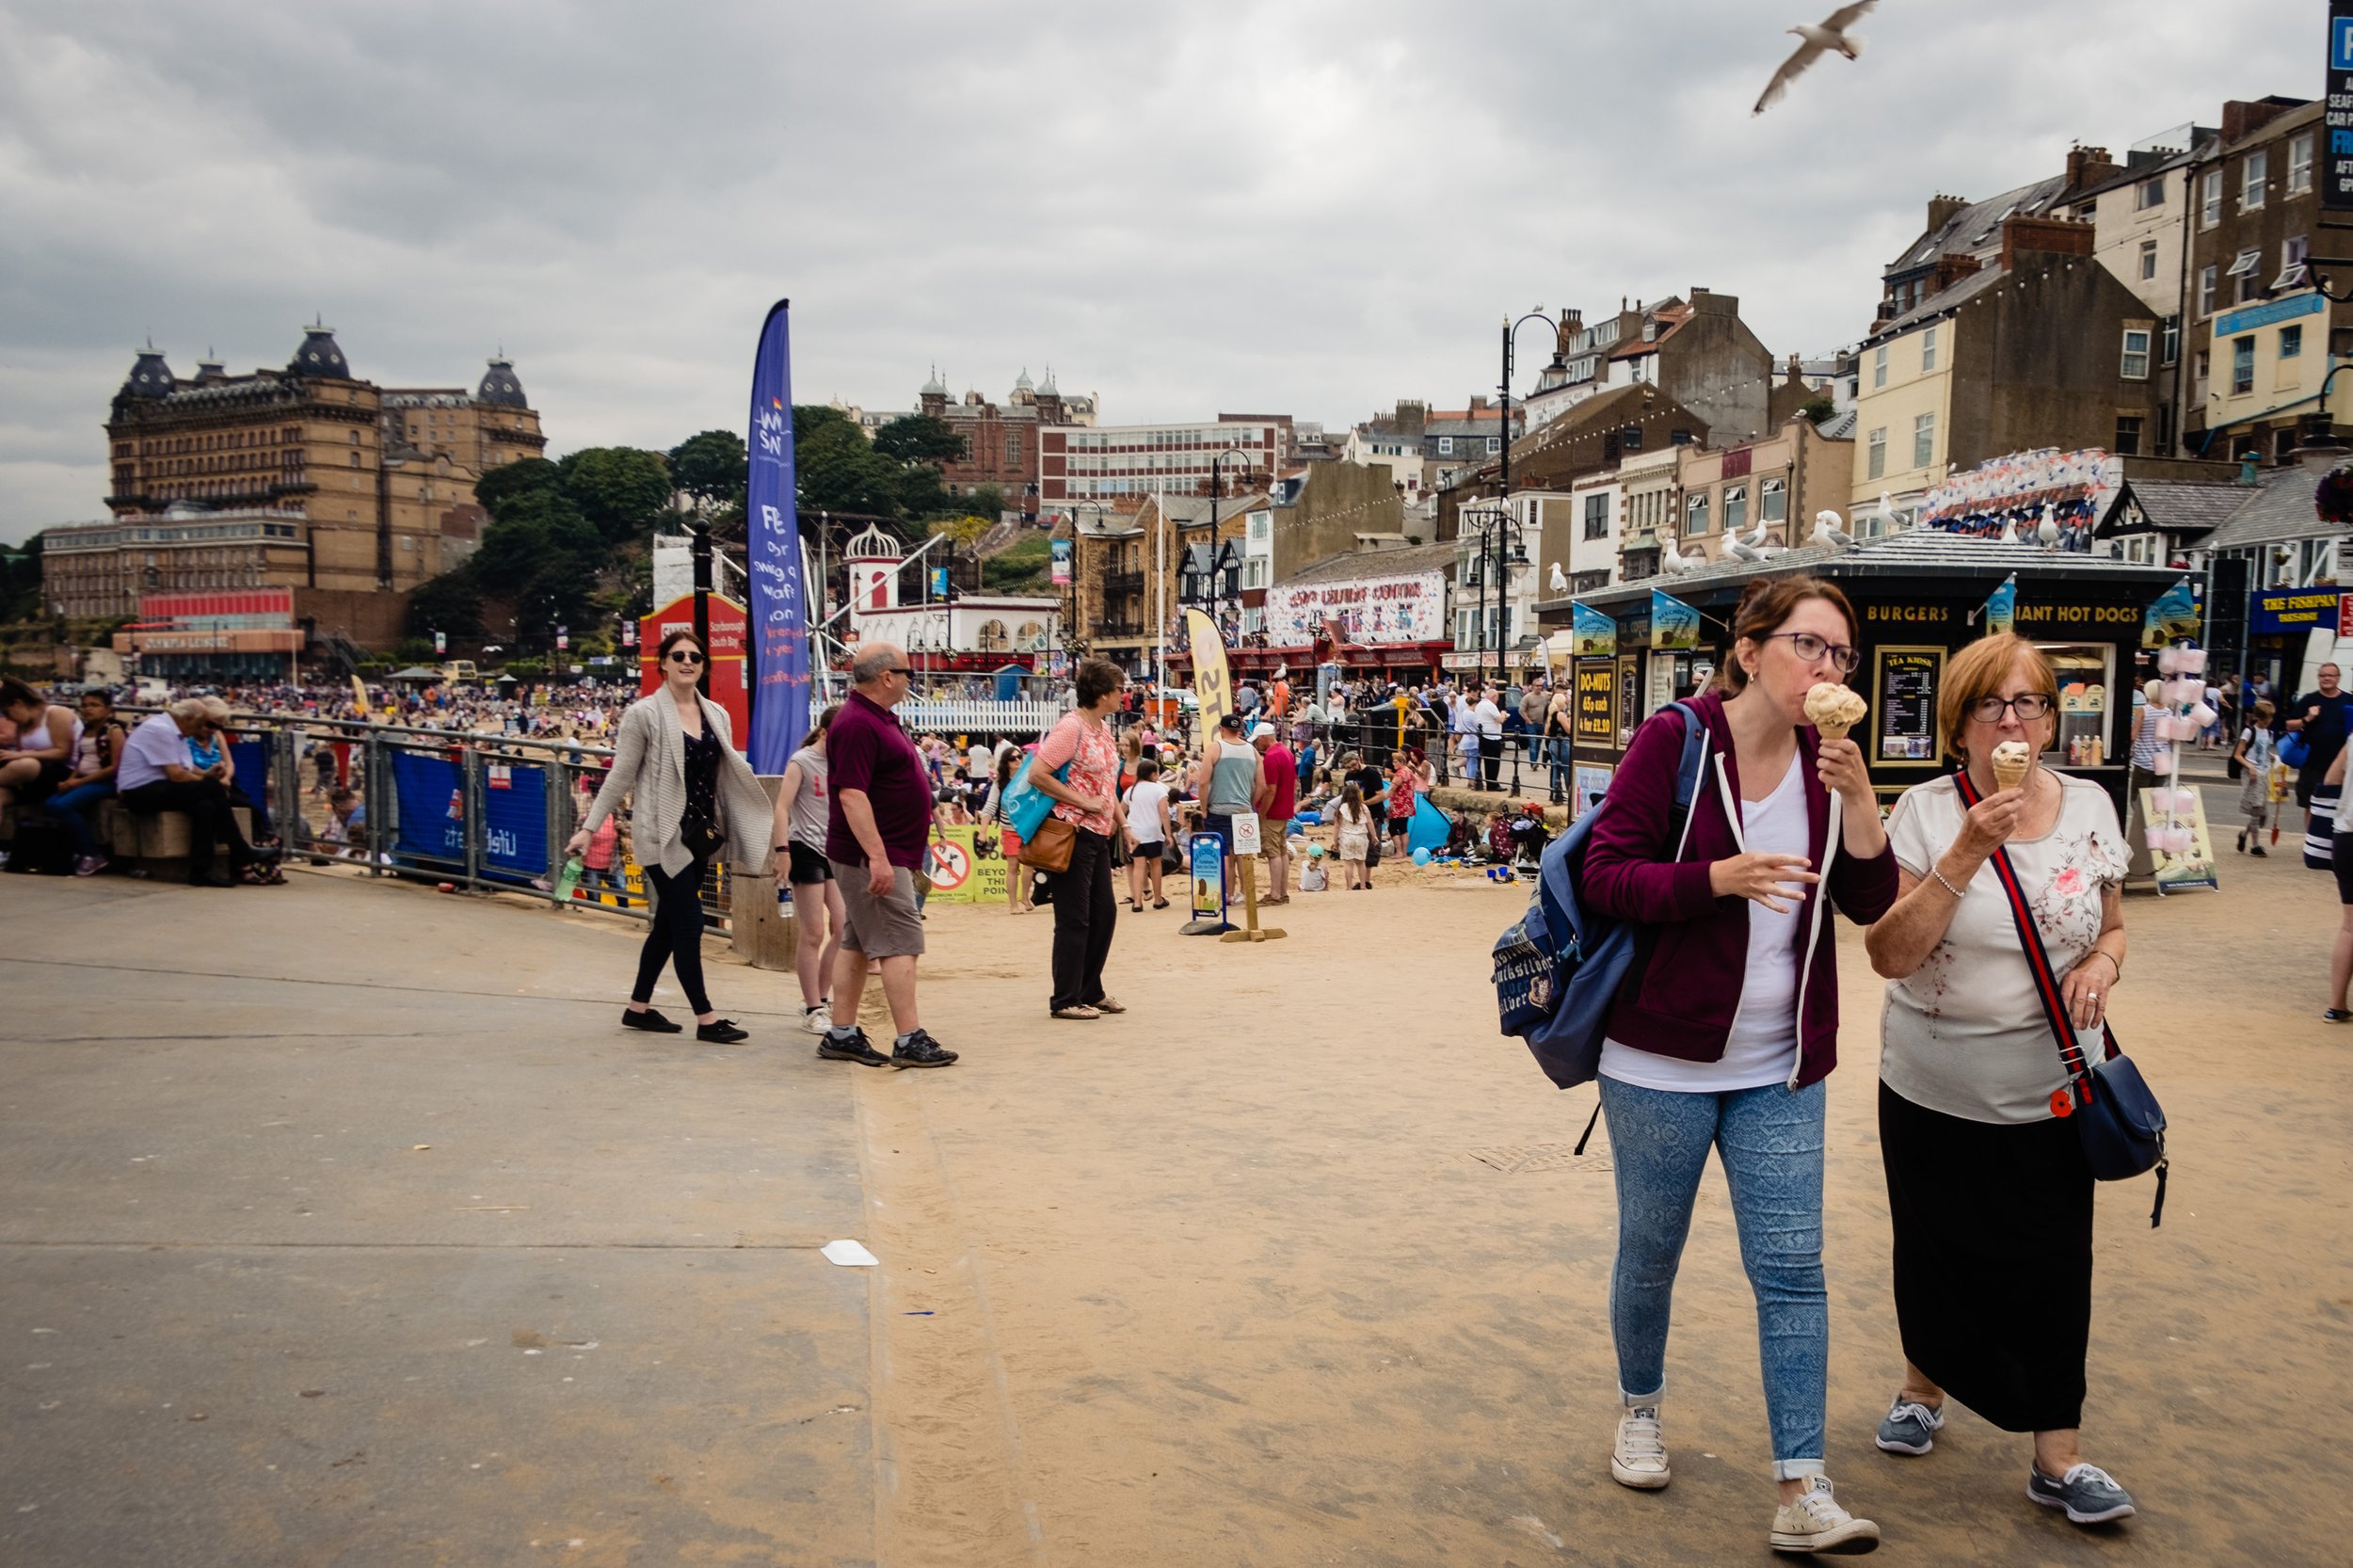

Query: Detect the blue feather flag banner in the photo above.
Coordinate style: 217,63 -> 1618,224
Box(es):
746,300 -> 811,774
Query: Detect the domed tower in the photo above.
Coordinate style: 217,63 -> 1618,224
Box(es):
476,354 -> 528,408
287,320 -> 352,378
844,523 -> 905,616
1009,367 -> 1036,408
192,350 -> 226,386
920,364 -> 948,418
120,344 -> 177,399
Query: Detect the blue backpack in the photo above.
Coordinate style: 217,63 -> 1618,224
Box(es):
1492,701 -> 1709,1092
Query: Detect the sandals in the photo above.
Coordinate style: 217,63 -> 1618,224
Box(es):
1051,1004 -> 1102,1020
1152,897 -> 1169,909
239,862 -> 287,887
1093,997 -> 1128,1015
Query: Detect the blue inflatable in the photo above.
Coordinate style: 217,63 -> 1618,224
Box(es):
1411,846 -> 1432,866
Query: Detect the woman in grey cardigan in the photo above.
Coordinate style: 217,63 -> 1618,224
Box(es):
568,629 -> 774,1042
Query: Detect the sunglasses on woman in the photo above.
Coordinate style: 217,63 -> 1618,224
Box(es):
667,649 -> 705,665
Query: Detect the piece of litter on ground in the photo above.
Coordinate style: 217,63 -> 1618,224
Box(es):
822,1240 -> 879,1267
903,1310 -> 935,1316
411,1144 -> 431,1151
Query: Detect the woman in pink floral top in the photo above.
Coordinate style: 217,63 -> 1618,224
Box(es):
1027,658 -> 1129,1019
1385,748 -> 1422,856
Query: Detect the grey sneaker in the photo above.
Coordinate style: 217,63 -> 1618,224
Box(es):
1769,1477 -> 1881,1555
1874,1396 -> 1944,1456
799,1002 -> 833,1035
2027,1462 -> 2136,1524
817,1027 -> 894,1067
1609,1404 -> 1670,1490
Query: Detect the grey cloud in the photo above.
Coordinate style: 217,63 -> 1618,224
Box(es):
0,0 -> 2321,541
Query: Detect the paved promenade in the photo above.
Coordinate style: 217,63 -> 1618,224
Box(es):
5,815 -> 2350,1566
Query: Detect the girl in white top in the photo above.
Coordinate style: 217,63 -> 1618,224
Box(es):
1121,758 -> 1173,912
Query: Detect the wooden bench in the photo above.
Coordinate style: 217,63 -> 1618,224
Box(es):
3,800 -> 252,880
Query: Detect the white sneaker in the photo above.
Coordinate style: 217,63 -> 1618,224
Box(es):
799,1002 -> 833,1035
1769,1476 -> 1881,1555
1611,1404 -> 1670,1490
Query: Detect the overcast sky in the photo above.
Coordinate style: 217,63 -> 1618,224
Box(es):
0,0 -> 2325,543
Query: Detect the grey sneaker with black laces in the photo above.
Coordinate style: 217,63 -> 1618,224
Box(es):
817,1026 -> 894,1067
890,1029 -> 959,1068
1875,1396 -> 1945,1456
2027,1462 -> 2136,1524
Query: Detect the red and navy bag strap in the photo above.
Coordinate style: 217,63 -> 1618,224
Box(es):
1952,767 -> 2105,1105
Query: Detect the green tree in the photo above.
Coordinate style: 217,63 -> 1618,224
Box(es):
559,446 -> 673,546
474,456 -> 564,520
872,414 -> 965,465
1800,395 -> 1837,425
794,409 -> 909,523
408,570 -> 484,640
666,429 -> 747,511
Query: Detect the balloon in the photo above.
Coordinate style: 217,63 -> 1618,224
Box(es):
1412,847 -> 1432,866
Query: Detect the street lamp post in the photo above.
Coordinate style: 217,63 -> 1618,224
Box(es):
1202,445 -> 1254,641
1495,308 -> 1555,688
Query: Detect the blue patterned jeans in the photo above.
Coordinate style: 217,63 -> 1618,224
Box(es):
1598,1074 -> 1829,1479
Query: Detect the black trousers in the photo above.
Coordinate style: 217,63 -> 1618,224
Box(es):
120,778 -> 256,879
1049,827 -> 1117,1012
227,783 -> 275,843
1880,1081 -> 2093,1432
1481,742 -> 1501,791
634,852 -> 715,1015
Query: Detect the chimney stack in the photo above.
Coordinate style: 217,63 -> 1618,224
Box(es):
1927,193 -> 1968,233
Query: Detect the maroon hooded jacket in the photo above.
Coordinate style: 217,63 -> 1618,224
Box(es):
1580,690 -> 1897,1089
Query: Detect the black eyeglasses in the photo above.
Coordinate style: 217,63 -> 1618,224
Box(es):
883,665 -> 914,677
1969,693 -> 2056,722
1759,632 -> 1860,673
667,649 -> 705,665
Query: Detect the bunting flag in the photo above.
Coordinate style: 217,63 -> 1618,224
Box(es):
2141,575 -> 2200,648
1980,572 -> 2017,637
1571,600 -> 1617,657
745,300 -> 811,774
1650,588 -> 1701,650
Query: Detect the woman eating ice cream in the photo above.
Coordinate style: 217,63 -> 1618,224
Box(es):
1860,632 -> 2138,1528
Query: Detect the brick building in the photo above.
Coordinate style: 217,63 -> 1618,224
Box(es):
66,326 -> 543,619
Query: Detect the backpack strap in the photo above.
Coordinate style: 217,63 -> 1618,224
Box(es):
1666,700 -> 1710,862
1951,767 -> 2114,1109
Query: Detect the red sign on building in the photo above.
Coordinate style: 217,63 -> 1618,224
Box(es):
637,594 -> 751,746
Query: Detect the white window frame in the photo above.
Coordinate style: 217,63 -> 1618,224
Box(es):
1761,476 -> 1786,523
2121,328 -> 2152,380
1913,412 -> 1936,471
1436,436 -> 1453,456
1685,492 -> 1709,535
2289,132 -> 2315,195
1723,484 -> 1748,535
2280,323 -> 2304,360
1921,327 -> 1938,373
1873,344 -> 1888,388
2275,234 -> 2311,293
2243,149 -> 2268,211
1486,437 -> 1500,455
2138,176 -> 2166,211
1866,427 -> 1887,480
2231,335 -> 2255,396
2198,264 -> 2218,318
2201,168 -> 2223,228
2138,239 -> 2159,281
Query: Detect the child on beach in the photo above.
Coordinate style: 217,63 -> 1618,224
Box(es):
1333,782 -> 1373,890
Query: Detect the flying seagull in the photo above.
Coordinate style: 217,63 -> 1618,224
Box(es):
1753,2 -> 1877,116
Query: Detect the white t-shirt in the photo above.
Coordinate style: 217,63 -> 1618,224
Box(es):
1475,698 -> 1503,740
1601,753 -> 1806,1093
1881,774 -> 2129,1124
966,744 -> 990,780
1125,778 -> 1170,843
117,712 -> 190,792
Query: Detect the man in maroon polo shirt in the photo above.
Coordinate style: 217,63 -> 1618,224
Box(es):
818,642 -> 958,1069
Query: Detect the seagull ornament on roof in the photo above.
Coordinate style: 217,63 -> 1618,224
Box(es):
1753,1 -> 1877,116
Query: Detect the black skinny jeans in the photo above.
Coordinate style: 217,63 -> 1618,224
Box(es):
633,851 -> 716,1015
120,778 -> 256,879
1049,827 -> 1117,1012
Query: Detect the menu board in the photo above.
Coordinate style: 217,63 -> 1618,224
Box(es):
1615,655 -> 1641,744
1875,646 -> 1944,764
1574,659 -> 1616,745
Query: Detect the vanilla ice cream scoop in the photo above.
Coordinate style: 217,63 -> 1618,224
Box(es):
1992,739 -> 2033,791
1803,680 -> 1867,741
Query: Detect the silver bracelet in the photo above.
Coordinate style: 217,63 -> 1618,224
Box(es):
1928,866 -> 1968,899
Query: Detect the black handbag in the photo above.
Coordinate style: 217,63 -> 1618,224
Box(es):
1956,770 -> 2169,1225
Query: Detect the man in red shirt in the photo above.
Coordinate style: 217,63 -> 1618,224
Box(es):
820,642 -> 958,1069
1251,721 -> 1298,902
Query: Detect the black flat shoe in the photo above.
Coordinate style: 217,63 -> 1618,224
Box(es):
622,1007 -> 682,1033
696,1018 -> 749,1044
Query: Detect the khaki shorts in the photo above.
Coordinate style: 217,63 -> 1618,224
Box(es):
1260,817 -> 1291,853
833,860 -> 927,958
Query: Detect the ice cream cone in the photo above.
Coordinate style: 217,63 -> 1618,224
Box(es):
1802,680 -> 1867,743
1991,740 -> 2032,792
1815,719 -> 1853,744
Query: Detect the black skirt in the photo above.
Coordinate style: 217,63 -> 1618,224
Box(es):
1879,1080 -> 2094,1432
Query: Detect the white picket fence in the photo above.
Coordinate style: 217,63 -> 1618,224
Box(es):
816,697 -> 1071,736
